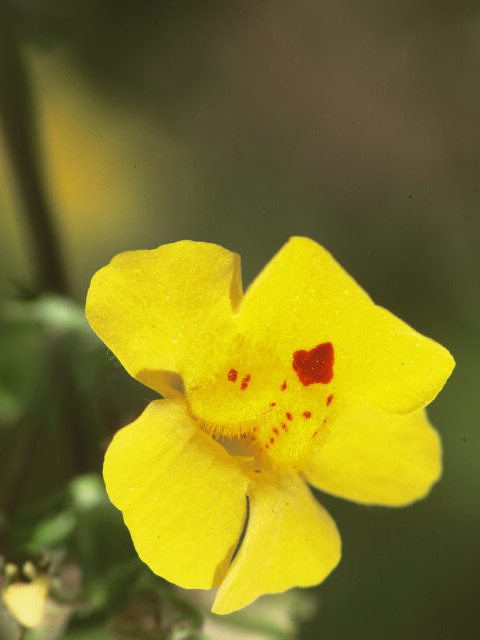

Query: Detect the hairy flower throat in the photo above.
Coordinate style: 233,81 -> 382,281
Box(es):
188,342 -> 336,469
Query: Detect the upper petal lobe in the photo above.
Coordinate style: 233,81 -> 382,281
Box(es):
86,241 -> 242,397
237,237 -> 454,414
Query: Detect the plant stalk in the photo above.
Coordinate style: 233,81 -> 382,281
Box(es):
0,34 -> 68,295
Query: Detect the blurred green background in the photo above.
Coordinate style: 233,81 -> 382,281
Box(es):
0,1 -> 479,638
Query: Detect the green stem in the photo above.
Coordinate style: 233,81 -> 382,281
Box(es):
0,34 -> 68,295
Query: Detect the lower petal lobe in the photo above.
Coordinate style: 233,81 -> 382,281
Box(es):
103,400 -> 249,589
302,401 -> 442,506
212,471 -> 341,614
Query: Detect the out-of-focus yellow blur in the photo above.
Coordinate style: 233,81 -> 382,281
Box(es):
1,47 -> 196,297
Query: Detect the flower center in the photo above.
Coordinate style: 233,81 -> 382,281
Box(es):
187,342 -> 336,470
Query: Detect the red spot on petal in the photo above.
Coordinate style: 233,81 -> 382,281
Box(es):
240,374 -> 251,390
281,380 -> 287,390
270,437 -> 275,444
292,342 -> 334,386
253,426 -> 258,432
270,402 -> 276,406
228,368 -> 238,382
312,430 -> 318,438
281,423 -> 288,432
326,394 -> 333,406
286,412 -> 293,421
303,411 -> 311,419
265,443 -> 269,449
273,428 -> 279,435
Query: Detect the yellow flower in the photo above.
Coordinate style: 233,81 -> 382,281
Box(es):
86,237 -> 454,614
2,576 -> 50,629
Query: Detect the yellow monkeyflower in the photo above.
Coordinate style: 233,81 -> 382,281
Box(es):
86,237 -> 454,614
2,576 -> 50,629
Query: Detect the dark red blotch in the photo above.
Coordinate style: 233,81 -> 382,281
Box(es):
292,342 -> 334,386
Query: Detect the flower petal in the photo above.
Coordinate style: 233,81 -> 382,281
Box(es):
356,306 -> 455,413
103,399 -> 249,589
237,236 -> 454,414
302,401 -> 442,506
86,241 -> 242,396
212,472 -> 341,614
